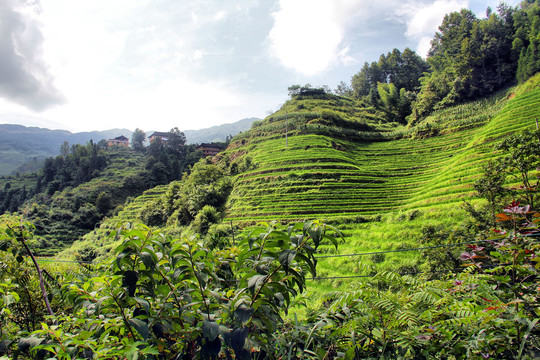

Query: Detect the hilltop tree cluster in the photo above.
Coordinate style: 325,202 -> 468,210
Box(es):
0,141 -> 107,215
347,1 -> 540,124
140,158 -> 232,233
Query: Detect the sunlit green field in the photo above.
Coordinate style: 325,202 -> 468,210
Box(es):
221,76 -> 540,286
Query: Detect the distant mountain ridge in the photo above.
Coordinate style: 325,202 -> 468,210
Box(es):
0,125 -> 131,175
0,118 -> 257,175
183,117 -> 257,144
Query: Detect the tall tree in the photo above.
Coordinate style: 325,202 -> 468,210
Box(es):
167,127 -> 186,150
60,141 -> 69,158
334,81 -> 353,97
515,1 -> 540,82
351,48 -> 428,99
132,128 -> 146,152
411,5 -> 519,121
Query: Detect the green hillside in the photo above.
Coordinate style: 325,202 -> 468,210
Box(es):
70,75 -> 540,278
209,75 -> 538,280
4,4 -> 540,358
223,77 -> 539,223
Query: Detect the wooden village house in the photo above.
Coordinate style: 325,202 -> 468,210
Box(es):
106,135 -> 129,147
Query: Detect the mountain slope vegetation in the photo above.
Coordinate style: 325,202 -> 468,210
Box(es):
0,118 -> 255,176
222,78 -> 537,223
3,2 -> 540,359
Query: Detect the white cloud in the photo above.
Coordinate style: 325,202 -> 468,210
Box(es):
25,0 -> 267,131
337,46 -> 356,66
396,0 -> 470,57
0,0 -> 65,111
213,10 -> 227,22
38,75 -> 275,132
268,0 -> 368,76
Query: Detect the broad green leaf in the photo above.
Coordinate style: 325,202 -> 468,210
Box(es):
18,336 -> 44,352
296,253 -> 316,277
140,251 -> 155,269
197,272 -> 209,287
129,318 -> 149,340
193,250 -> 207,261
308,226 -> 323,247
247,275 -> 266,292
323,234 -> 339,249
279,249 -> 297,272
202,319 -> 220,341
234,304 -> 254,325
134,297 -> 150,313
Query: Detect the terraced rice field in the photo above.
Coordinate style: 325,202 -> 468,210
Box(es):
225,80 -> 540,224
218,77 -> 540,286
65,76 -> 540,283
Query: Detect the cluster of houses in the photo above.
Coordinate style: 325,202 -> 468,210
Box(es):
106,132 -> 225,157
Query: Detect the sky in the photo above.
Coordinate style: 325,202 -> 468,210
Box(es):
0,0 -> 521,132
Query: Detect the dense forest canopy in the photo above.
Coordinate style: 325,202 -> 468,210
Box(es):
349,1 -> 540,124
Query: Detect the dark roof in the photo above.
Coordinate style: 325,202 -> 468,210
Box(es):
149,132 -> 170,138
299,88 -> 326,96
198,143 -> 225,149
113,135 -> 128,141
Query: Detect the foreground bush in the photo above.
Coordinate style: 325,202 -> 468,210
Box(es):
2,220 -> 340,359
1,201 -> 539,359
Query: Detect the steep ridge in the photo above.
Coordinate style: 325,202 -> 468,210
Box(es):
223,75 -> 540,223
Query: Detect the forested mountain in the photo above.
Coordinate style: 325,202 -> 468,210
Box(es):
0,124 -> 131,175
0,132 -> 206,253
0,118 -> 255,176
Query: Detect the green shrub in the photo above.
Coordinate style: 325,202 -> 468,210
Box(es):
139,200 -> 166,226
16,220 -> 341,359
190,205 -> 220,235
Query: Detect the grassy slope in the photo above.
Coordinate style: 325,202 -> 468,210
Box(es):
219,75 -> 540,286
224,89 -> 513,222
